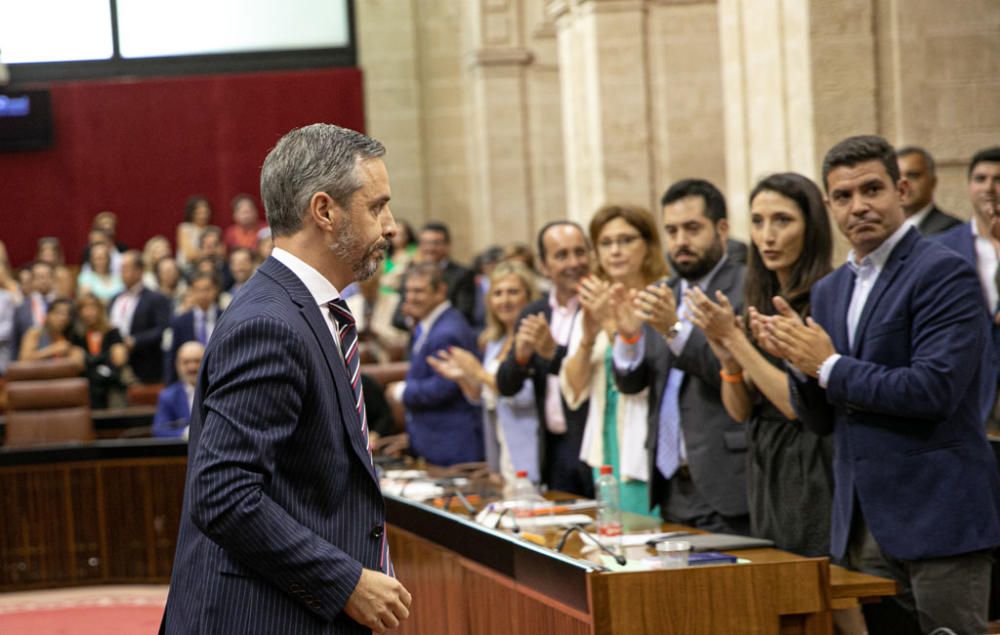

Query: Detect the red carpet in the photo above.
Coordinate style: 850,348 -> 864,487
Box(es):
0,586 -> 167,635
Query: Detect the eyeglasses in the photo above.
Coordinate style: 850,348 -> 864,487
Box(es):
597,234 -> 643,251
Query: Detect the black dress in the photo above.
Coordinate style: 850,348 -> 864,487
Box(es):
72,328 -> 126,409
746,357 -> 834,557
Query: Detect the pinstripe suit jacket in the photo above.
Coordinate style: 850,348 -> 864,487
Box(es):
161,258 -> 385,635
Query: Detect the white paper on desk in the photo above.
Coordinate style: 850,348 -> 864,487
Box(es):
476,512 -> 594,531
380,480 -> 444,500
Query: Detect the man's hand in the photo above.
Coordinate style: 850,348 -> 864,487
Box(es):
764,297 -> 836,378
344,568 -> 412,633
373,432 -> 410,458
632,283 -> 678,337
685,288 -> 739,343
524,314 -> 557,360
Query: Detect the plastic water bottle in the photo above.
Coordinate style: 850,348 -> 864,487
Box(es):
510,470 -> 536,522
596,465 -> 623,555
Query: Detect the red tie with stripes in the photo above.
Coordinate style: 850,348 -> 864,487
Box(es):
327,298 -> 394,576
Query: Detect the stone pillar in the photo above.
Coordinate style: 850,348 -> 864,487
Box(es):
464,0 -> 537,250
718,0 -> 878,241
548,0 -> 657,224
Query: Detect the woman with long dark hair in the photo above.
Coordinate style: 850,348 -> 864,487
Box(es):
685,172 -> 834,556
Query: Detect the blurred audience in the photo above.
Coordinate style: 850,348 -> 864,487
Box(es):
18,297 -> 84,369
392,263 -> 483,466
12,260 -> 56,356
428,261 -> 540,483
72,292 -> 130,408
345,265 -> 408,363
163,270 -> 220,383
177,195 -> 215,271
77,242 -> 124,302
141,236 -> 174,289
153,340 -> 205,438
223,194 -> 266,251
109,251 -> 172,384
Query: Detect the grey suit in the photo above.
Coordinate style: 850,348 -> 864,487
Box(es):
614,257 -> 749,527
916,204 -> 962,236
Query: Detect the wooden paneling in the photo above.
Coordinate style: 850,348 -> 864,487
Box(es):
0,457 -> 186,591
389,526 -> 590,635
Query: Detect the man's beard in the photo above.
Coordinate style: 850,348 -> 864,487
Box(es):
669,236 -> 724,281
331,217 -> 388,282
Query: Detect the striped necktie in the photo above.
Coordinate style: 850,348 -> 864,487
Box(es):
327,298 -> 370,457
328,298 -> 394,576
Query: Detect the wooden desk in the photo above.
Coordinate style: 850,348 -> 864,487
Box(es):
0,439 -> 187,591
386,494 -> 894,635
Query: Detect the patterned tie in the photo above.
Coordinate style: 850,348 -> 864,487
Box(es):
657,287 -> 687,480
328,298 -> 393,576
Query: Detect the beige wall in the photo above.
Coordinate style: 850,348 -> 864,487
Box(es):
358,0 -> 1000,261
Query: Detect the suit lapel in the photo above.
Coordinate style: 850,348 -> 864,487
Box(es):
850,229 -> 917,356
829,269 -> 854,354
259,260 -> 379,484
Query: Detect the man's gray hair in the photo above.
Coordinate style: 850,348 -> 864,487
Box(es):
260,123 -> 385,237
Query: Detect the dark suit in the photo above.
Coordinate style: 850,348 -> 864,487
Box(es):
789,228 -> 1000,561
614,258 -> 749,523
152,381 -> 191,437
391,261 -> 477,330
163,306 -> 220,383
934,221 -> 1000,392
111,288 -> 171,384
402,305 -> 483,466
162,258 -> 385,634
496,298 -> 594,497
916,204 -> 962,235
12,294 -> 50,359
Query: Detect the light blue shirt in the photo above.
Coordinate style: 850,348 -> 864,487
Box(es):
817,222 -> 912,387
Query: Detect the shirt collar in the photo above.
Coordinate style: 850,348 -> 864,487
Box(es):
846,222 -> 911,274
548,289 -> 580,314
271,247 -> 342,307
906,202 -> 935,229
680,254 -> 728,293
419,300 -> 452,334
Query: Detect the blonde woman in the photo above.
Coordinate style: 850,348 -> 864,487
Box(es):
428,261 -> 540,482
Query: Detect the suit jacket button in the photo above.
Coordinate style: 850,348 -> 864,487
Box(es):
371,525 -> 384,539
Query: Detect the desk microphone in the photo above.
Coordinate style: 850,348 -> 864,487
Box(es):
555,524 -> 626,566
492,506 -> 521,533
439,487 -> 477,515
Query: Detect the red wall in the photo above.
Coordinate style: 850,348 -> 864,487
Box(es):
0,67 -> 365,267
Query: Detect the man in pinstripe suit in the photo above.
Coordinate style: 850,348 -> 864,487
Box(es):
161,124 -> 411,634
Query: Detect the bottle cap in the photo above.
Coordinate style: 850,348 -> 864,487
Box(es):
599,465 -> 613,475
516,470 -> 528,478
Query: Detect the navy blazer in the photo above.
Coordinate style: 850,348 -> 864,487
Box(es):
403,305 -> 484,466
933,220 -> 1000,383
152,381 -> 191,437
161,258 -> 385,635
12,298 -> 42,359
614,258 -> 749,517
790,227 -> 1000,561
163,306 -> 221,383
111,288 -> 171,384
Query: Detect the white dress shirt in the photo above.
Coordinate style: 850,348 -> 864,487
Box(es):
271,247 -> 344,354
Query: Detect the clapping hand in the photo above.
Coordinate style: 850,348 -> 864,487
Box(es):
578,276 -> 611,344
763,297 -> 836,378
631,283 -> 678,337
609,283 -> 642,340
514,313 -> 556,363
685,288 -> 739,343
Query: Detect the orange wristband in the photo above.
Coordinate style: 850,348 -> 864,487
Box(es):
619,332 -> 641,345
719,369 -> 743,384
